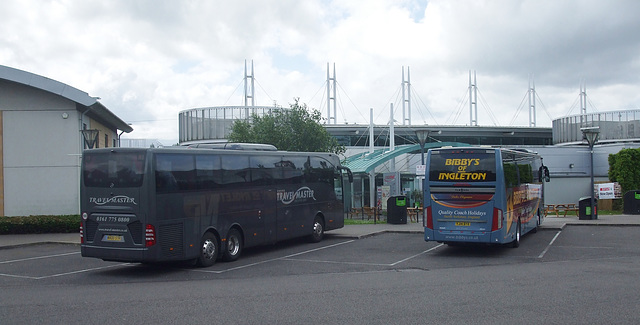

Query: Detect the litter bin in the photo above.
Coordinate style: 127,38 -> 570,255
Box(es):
623,190 -> 640,215
387,196 -> 407,224
578,196 -> 597,220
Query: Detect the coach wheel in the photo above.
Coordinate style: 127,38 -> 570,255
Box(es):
223,228 -> 243,262
309,216 -> 325,243
510,221 -> 521,248
197,232 -> 219,267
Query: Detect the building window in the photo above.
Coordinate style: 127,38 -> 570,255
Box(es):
105,134 -> 109,148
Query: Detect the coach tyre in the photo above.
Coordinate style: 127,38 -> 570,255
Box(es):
223,228 -> 243,262
198,232 -> 219,267
310,216 -> 324,243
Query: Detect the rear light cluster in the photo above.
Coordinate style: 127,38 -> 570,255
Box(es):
425,206 -> 433,230
80,212 -> 88,244
492,208 -> 503,231
145,224 -> 156,247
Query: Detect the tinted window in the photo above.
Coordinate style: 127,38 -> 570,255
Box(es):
83,152 -> 145,188
502,157 -> 518,187
221,155 -> 250,187
155,154 -> 195,193
308,156 -> 334,186
280,156 -> 308,184
250,155 -> 282,185
518,161 -> 533,183
502,152 -> 542,187
428,150 -> 497,182
196,154 -> 221,190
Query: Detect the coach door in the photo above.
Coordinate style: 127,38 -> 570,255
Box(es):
262,189 -> 278,244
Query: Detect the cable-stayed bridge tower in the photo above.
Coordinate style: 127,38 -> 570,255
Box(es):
327,63 -> 337,124
528,75 -> 537,127
402,66 -> 412,125
469,70 -> 478,126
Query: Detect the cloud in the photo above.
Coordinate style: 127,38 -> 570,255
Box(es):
1,0 -> 639,144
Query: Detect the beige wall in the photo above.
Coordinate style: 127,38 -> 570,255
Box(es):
89,118 -> 117,148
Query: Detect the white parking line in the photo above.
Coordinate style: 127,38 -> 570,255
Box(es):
390,244 -> 444,266
0,272 -> 40,280
282,258 -> 390,267
281,240 -> 356,259
0,250 -> 130,280
194,239 -> 357,274
0,239 -> 444,279
0,263 -> 131,280
538,231 -> 561,258
286,243 -> 445,267
34,263 -> 131,279
0,251 -> 80,264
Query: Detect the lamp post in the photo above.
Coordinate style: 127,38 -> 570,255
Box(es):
581,126 -> 600,220
415,130 -> 430,165
415,130 -> 430,223
81,129 -> 100,149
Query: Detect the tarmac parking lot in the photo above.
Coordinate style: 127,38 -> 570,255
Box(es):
3,225 -> 640,324
1,226 -> 637,284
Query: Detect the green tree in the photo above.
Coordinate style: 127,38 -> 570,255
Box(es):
228,99 -> 345,155
608,148 -> 640,193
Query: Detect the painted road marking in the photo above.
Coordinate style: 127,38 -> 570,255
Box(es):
194,240 -> 357,274
538,231 -> 561,259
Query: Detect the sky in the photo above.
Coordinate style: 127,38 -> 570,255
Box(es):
2,0 -> 639,145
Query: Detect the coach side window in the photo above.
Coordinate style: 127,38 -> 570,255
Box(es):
221,155 -> 250,187
517,160 -> 533,184
502,154 -> 519,187
156,154 -> 195,193
308,157 -> 333,186
196,155 -> 221,190
250,155 -> 282,185
281,157 -> 307,185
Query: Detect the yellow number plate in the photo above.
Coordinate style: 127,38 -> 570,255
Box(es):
455,222 -> 471,226
103,235 -> 124,242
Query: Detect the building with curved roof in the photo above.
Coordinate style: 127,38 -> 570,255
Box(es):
177,103 -> 640,211
0,65 -> 132,216
179,106 -> 287,145
553,109 -> 640,144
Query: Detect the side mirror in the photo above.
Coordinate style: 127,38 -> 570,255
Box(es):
543,166 -> 550,182
538,166 -> 551,182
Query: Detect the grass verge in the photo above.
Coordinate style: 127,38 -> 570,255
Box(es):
344,219 -> 385,225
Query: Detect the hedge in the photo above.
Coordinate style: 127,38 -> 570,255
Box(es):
0,215 -> 80,234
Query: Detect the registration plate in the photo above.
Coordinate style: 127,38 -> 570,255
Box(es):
102,235 -> 124,242
455,222 -> 471,226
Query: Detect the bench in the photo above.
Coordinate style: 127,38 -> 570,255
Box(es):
544,204 -> 578,217
362,206 -> 379,220
349,206 -> 380,220
407,207 -> 421,223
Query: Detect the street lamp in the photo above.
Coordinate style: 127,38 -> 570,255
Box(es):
415,130 -> 430,223
415,129 -> 430,165
581,126 -> 600,220
81,129 -> 100,149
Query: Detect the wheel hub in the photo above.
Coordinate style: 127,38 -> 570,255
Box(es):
202,240 -> 216,260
